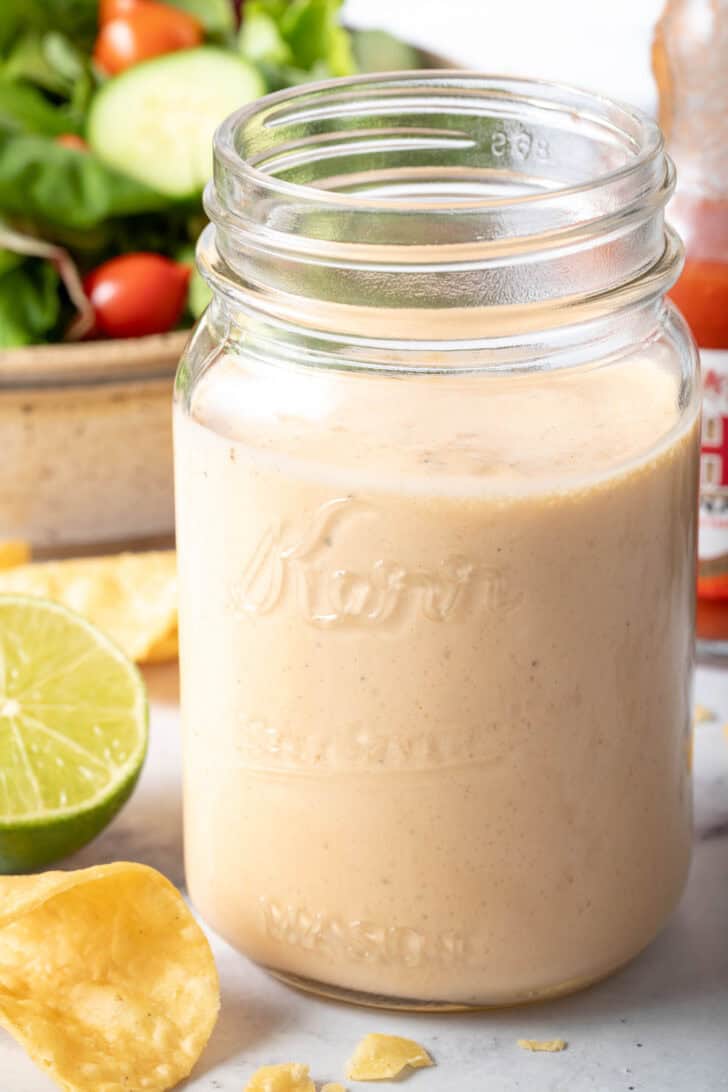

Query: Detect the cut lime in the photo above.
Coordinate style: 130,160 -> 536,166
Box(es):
0,595 -> 148,873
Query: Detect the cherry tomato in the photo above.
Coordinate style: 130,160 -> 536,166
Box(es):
99,0 -> 145,23
669,258 -> 728,349
94,3 -> 203,75
55,133 -> 89,151
83,253 -> 191,339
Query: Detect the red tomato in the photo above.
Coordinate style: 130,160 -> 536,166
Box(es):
669,258 -> 728,349
99,0 -> 145,23
93,3 -> 203,75
55,133 -> 89,151
83,253 -> 191,339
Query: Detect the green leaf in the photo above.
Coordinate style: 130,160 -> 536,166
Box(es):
0,248 -> 23,276
0,0 -> 98,56
163,0 -> 235,36
175,240 -> 210,320
239,10 -> 292,67
239,0 -> 356,78
2,31 -> 96,118
280,0 -> 354,75
43,31 -> 86,84
0,258 -> 60,347
187,264 -> 211,318
0,132 -> 174,231
351,29 -> 422,73
3,33 -> 72,96
0,77 -> 75,136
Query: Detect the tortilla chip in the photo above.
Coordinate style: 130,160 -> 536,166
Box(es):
517,1038 -> 568,1052
245,1063 -> 315,1091
0,551 -> 177,664
0,541 -> 29,569
0,862 -> 219,1091
346,1034 -> 433,1080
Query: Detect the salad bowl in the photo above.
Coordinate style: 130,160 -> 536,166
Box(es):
0,0 -> 445,553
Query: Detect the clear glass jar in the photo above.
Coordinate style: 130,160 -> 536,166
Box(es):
174,74 -> 700,1010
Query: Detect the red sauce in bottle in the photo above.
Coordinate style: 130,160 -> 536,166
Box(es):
654,4 -> 728,650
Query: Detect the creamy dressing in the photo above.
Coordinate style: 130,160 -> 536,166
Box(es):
175,349 -> 698,1005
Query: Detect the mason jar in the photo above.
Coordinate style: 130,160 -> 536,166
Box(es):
174,74 -> 699,1009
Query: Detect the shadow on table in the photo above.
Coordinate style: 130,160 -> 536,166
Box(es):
63,777 -> 185,886
62,779 -> 185,886
186,991 -> 286,1084
62,662 -> 185,886
184,934 -> 294,1084
141,660 -> 180,705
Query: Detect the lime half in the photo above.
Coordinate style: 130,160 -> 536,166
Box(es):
0,595 -> 148,872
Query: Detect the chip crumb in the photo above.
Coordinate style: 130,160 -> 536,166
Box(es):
244,1063 -> 315,1091
723,723 -> 728,744
321,1085 -> 347,1092
694,704 -> 716,724
518,1038 -> 568,1053
346,1033 -> 433,1081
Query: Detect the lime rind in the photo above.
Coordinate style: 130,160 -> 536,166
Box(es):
0,594 -> 148,871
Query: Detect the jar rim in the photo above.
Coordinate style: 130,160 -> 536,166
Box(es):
213,71 -> 665,215
202,71 -> 678,345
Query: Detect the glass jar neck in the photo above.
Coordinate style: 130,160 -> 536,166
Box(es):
200,73 -> 680,354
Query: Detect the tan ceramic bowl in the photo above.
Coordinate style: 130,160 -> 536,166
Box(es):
0,331 -> 188,556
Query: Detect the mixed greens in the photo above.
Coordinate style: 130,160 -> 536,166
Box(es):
0,0 -> 421,348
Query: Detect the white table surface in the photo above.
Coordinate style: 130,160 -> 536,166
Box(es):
4,5 -> 728,1089
2,661 -> 727,1091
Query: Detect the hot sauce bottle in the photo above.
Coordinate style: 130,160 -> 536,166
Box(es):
654,0 -> 728,654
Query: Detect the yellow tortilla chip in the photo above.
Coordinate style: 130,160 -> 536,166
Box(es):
0,551 -> 177,664
517,1038 -> 568,1052
245,1063 -> 315,1091
346,1034 -> 434,1081
0,862 -> 219,1091
0,540 -> 29,569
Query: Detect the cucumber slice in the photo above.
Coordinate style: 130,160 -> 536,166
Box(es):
87,48 -> 265,198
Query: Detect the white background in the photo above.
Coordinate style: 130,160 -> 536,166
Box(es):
345,0 -> 665,113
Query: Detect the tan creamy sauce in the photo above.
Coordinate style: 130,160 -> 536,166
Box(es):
175,351 -> 698,1004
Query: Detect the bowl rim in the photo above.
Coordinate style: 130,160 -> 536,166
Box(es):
0,329 -> 190,389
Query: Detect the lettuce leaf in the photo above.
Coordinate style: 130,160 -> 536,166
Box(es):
0,78 -> 76,136
239,0 -> 356,83
0,258 -> 60,347
0,133 -> 172,231
1,30 -> 96,123
0,1 -> 98,56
